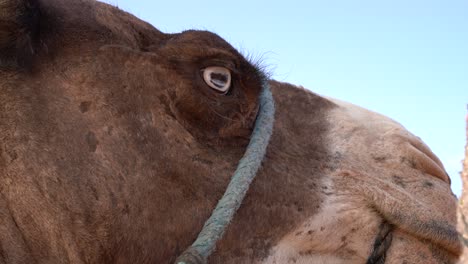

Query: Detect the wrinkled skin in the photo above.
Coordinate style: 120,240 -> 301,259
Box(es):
0,0 -> 462,263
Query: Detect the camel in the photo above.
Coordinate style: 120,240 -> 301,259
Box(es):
0,0 -> 461,263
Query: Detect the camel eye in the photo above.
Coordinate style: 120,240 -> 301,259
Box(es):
202,66 -> 231,94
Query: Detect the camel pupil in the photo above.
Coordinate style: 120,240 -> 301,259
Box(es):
210,72 -> 228,88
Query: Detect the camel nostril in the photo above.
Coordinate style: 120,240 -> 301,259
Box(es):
406,141 -> 450,183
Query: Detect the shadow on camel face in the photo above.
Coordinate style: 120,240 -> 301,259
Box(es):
0,0 -> 462,263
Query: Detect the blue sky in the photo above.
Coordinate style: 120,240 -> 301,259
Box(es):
102,0 -> 468,196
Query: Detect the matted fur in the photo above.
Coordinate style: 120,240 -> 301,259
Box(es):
0,0 -> 461,263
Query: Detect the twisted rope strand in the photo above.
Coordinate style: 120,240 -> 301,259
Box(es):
175,82 -> 275,264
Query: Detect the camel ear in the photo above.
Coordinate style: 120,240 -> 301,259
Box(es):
0,0 -> 40,68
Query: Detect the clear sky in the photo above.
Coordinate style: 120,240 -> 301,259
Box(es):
102,0 -> 468,196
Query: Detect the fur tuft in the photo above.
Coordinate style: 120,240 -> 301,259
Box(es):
239,49 -> 275,81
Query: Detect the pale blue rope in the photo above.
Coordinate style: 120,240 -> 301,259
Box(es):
175,82 -> 275,264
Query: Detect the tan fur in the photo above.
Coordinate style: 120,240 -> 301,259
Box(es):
0,0 -> 461,263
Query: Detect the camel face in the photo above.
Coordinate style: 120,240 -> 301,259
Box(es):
0,0 -> 462,263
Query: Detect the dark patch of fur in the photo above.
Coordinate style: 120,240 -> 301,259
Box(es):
0,0 -> 41,69
86,131 -> 98,152
372,155 -> 387,163
400,156 -> 417,169
392,175 -> 406,188
423,180 -> 434,188
79,101 -> 91,113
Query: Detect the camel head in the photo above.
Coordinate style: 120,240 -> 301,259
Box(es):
0,0 -> 462,263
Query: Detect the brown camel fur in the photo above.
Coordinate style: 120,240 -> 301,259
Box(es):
0,0 -> 461,263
